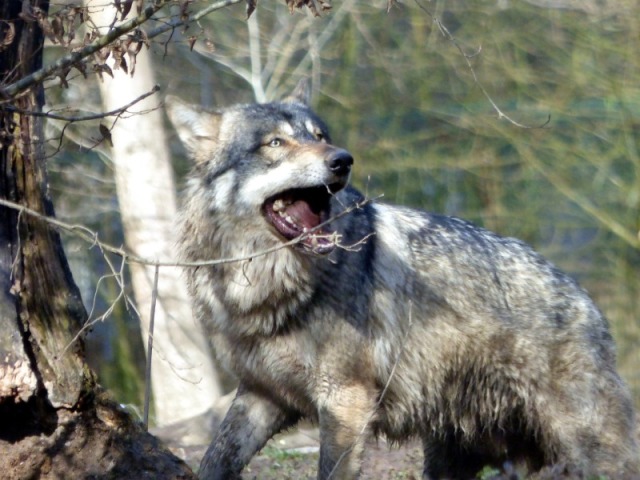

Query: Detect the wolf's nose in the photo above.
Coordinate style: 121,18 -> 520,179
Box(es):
327,150 -> 354,176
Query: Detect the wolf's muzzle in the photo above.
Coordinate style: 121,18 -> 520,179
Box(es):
326,149 -> 353,177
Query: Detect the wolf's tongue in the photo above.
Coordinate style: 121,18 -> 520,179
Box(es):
287,200 -> 321,229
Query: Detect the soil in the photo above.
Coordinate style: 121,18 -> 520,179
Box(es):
0,393 -> 195,480
0,395 -> 629,480
168,435 -> 588,480
171,438 -> 424,480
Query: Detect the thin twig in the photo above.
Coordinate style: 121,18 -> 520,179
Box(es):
0,194 -> 377,268
146,0 -> 243,39
414,0 -> 550,129
0,0 -> 243,100
143,263 -> 160,430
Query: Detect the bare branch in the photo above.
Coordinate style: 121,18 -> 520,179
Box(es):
4,84 -> 160,121
0,0 -> 247,102
146,0 -> 244,39
0,194 -> 379,268
143,264 -> 160,430
414,0 -> 550,129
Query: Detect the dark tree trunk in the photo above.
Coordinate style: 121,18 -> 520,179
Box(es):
0,2 -> 195,478
0,0 -> 90,411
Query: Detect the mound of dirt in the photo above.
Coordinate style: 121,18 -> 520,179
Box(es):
0,393 -> 195,480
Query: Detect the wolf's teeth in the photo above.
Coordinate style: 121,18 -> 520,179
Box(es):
273,199 -> 286,212
277,210 -> 293,223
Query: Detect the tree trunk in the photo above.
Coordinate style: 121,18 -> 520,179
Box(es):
0,1 -> 195,477
89,2 -> 223,428
0,0 -> 88,413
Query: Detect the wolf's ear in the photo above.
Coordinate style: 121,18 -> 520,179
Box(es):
283,78 -> 311,105
165,95 -> 221,159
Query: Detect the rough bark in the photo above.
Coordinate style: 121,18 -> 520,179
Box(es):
0,0 -> 89,410
0,2 -> 196,478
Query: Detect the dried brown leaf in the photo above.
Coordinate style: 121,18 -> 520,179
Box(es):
179,0 -> 191,21
187,36 -> 197,51
75,6 -> 86,24
130,28 -> 150,49
58,67 -> 70,89
128,56 -> 136,75
99,124 -> 113,147
112,46 -> 128,74
283,0 -> 329,16
37,15 -> 56,44
0,21 -> 15,51
94,63 -> 114,80
73,61 -> 88,79
51,15 -> 65,45
120,0 -> 134,20
95,45 -> 111,63
246,0 -> 258,19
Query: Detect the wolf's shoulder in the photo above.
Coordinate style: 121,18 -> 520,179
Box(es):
370,201 -> 566,279
371,201 -> 523,249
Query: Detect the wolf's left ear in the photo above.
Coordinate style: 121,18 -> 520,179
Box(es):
283,78 -> 311,106
165,96 -> 221,161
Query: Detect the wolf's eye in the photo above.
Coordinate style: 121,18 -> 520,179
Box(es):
269,138 -> 282,147
313,130 -> 326,142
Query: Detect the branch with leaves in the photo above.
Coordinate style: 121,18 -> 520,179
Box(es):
0,0 -> 334,101
1,2 -> 165,99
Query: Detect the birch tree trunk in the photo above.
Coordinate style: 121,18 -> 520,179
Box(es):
87,1 -> 222,427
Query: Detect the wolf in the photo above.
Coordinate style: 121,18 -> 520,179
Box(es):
166,82 -> 638,479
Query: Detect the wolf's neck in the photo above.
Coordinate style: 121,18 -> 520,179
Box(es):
179,209 -> 315,336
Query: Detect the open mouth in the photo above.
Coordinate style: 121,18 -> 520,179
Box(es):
262,184 -> 343,255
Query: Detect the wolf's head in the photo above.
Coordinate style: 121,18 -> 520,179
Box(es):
166,82 -> 352,255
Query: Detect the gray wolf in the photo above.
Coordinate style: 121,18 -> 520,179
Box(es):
166,82 -> 638,479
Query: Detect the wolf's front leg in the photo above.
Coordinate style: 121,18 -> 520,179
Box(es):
198,384 -> 300,480
317,382 -> 377,480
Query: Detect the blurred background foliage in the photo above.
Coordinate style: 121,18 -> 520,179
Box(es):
46,0 -> 639,410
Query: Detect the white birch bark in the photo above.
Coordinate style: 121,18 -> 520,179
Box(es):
86,1 -> 221,426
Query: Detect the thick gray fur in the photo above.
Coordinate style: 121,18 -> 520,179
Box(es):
166,87 -> 638,479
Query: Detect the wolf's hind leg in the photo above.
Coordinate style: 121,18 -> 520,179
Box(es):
533,377 -> 639,476
198,384 -> 300,480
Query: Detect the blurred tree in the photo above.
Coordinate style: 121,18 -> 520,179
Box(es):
87,0 -> 223,429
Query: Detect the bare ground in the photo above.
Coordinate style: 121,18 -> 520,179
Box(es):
170,436 -> 424,480
2,396 -> 634,479
168,427 -> 618,480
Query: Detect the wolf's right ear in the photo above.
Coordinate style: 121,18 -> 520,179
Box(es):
165,95 -> 221,159
283,78 -> 311,106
